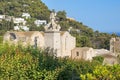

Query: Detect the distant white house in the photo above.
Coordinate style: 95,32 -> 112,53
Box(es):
0,15 -> 5,21
14,25 -> 29,31
0,15 -> 5,19
22,26 -> 29,31
22,13 -> 31,19
67,17 -> 75,21
5,16 -> 14,21
0,15 -> 13,21
34,20 -> 47,27
13,18 -> 26,25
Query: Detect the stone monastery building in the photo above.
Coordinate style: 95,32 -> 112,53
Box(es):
3,12 -> 118,64
4,12 -> 76,57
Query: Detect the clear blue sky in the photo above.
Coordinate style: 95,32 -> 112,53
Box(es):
42,0 -> 120,32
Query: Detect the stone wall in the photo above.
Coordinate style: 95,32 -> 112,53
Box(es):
71,47 -> 96,61
110,37 -> 120,54
44,31 -> 61,57
3,31 -> 44,48
61,31 -> 76,57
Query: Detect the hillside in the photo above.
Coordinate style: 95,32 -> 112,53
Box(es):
0,0 -> 118,49
0,0 -> 50,20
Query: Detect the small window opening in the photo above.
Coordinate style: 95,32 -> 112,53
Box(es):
76,52 -> 79,56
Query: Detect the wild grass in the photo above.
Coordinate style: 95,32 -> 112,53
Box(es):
0,36 -> 3,44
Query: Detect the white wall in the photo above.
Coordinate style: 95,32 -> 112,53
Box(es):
61,32 -> 76,57
34,20 -> 47,26
44,31 -> 61,57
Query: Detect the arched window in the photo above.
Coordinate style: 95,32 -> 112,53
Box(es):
34,36 -> 38,48
65,36 -> 68,50
10,33 -> 16,41
76,51 -> 79,56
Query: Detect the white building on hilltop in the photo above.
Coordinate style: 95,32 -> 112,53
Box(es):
14,25 -> 29,31
13,18 -> 26,25
22,13 -> 31,19
34,20 -> 47,27
13,17 -> 29,31
0,15 -> 5,21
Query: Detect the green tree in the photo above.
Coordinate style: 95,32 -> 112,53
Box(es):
76,36 -> 92,47
56,10 -> 66,21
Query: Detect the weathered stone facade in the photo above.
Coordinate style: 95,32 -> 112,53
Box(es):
4,31 -> 44,48
3,30 -> 76,57
71,47 -> 96,61
3,12 -> 118,64
3,12 -> 76,57
110,37 -> 120,54
95,49 -> 118,65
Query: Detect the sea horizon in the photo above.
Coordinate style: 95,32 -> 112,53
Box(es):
107,32 -> 120,36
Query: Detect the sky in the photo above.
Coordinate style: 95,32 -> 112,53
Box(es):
42,0 -> 120,33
